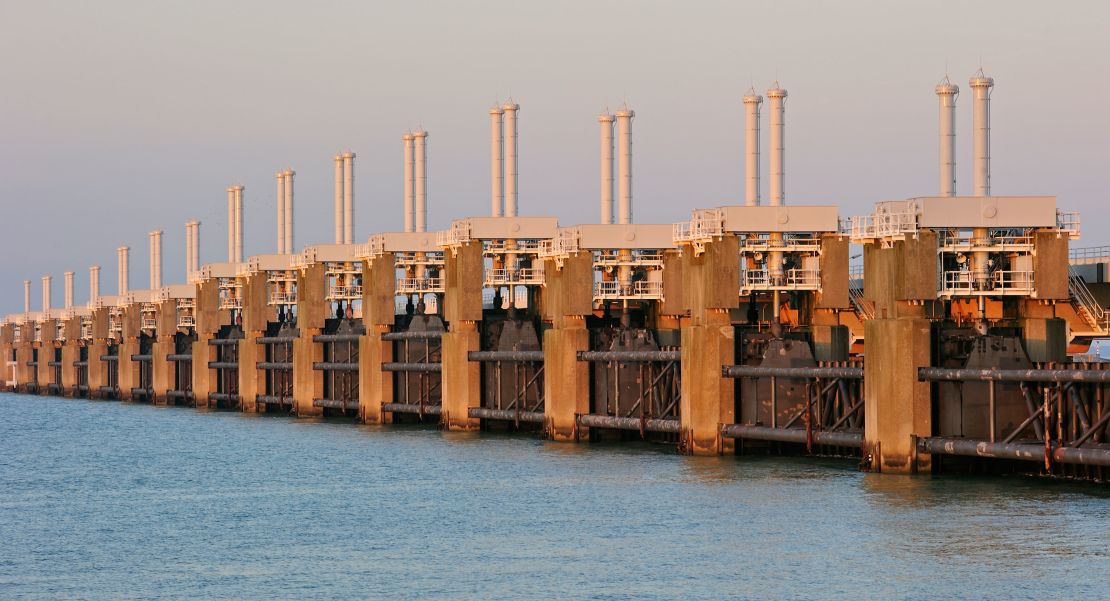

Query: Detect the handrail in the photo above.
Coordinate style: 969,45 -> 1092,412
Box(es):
1068,268 -> 1108,332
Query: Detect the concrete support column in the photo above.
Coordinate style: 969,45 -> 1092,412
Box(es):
118,337 -> 138,401
544,325 -> 589,441
863,318 -> 933,474
151,338 -> 172,404
16,340 -> 34,390
442,320 -> 480,430
293,329 -> 323,417
680,316 -> 736,455
359,325 -> 393,424
238,333 -> 260,413
61,340 -> 78,396
87,340 -> 107,398
191,335 -> 212,409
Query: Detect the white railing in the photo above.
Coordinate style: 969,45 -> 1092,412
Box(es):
485,239 -> 546,254
1057,211 -> 1081,238
742,268 -> 820,290
941,270 -> 1034,294
484,267 -> 545,286
141,317 -> 157,331
327,284 -> 363,300
397,278 -> 445,294
938,230 -> 1035,249
177,314 -> 196,329
594,280 -> 664,300
673,212 -> 724,243
80,318 -> 93,340
540,230 -> 580,257
1070,245 -> 1110,265
849,210 -> 918,241
269,290 -> 297,305
218,294 -> 242,310
438,221 -> 471,247
1068,269 -> 1108,333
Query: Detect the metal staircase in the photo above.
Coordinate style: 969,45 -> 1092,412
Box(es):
848,266 -> 874,321
1068,268 -> 1109,336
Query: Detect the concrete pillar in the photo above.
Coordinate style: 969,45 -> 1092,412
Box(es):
151,338 -> 172,404
118,336 -> 138,401
359,254 -> 397,424
191,278 -> 226,410
679,235 -> 740,455
442,240 -> 485,430
442,321 -> 481,430
87,340 -> 107,399
37,321 -> 57,393
191,334 -> 212,409
293,263 -> 327,417
540,251 -> 595,441
60,322 -> 79,396
238,271 -> 273,413
863,318 -> 933,474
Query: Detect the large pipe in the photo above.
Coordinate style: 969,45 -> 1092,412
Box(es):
502,102 -> 519,217
234,186 -> 244,263
333,154 -> 344,243
936,77 -> 959,196
598,113 -> 615,224
970,70 -> 994,196
276,171 -> 286,254
23,280 -> 30,314
89,266 -> 100,306
343,151 -> 355,244
283,170 -> 294,254
227,186 -> 236,262
615,107 -> 634,224
489,106 -> 504,217
148,230 -> 162,290
64,271 -> 73,309
767,83 -> 787,206
413,130 -> 428,232
743,91 -> 763,206
403,133 -> 415,233
117,246 -> 129,296
41,276 -> 51,312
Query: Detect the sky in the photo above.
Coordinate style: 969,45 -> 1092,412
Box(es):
1,0 -> 1108,313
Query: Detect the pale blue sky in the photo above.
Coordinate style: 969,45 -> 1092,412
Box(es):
2,0 -> 1108,312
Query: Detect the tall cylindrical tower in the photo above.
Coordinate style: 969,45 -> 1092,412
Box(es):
234,186 -> 244,263
598,113 -> 615,224
117,246 -> 130,296
41,276 -> 51,312
89,266 -> 100,306
403,133 -> 415,233
743,91 -> 763,206
283,170 -> 295,254
64,271 -> 74,309
502,103 -> 519,217
615,108 -> 634,224
343,151 -> 355,244
489,107 -> 504,217
149,230 -> 163,290
276,171 -> 286,254
23,280 -> 30,314
334,154 -> 345,244
936,78 -> 959,196
190,221 -> 201,276
970,70 -> 994,196
413,130 -> 428,232
227,186 -> 236,262
767,83 -> 787,206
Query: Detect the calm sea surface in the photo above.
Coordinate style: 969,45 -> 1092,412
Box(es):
0,392 -> 1107,600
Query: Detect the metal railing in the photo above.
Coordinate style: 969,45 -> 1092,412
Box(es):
673,212 -> 724,243
1068,269 -> 1108,333
485,267 -> 545,286
742,268 -> 820,290
397,277 -> 445,294
269,290 -> 297,305
1057,210 -> 1081,238
849,210 -> 918,241
327,284 -> 363,300
594,280 -> 664,300
1069,245 -> 1110,265
941,270 -> 1034,294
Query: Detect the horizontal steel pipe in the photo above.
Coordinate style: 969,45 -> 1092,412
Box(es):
256,394 -> 292,405
47,361 -> 61,367
723,366 -> 864,379
99,355 -> 118,362
131,354 -> 152,362
918,436 -> 1110,467
720,424 -> 863,447
577,350 -> 681,362
208,338 -> 242,346
74,385 -> 89,393
256,336 -> 297,344
165,390 -> 191,400
25,361 -> 37,367
576,414 -> 681,433
73,361 -> 88,367
918,367 -> 1110,383
207,361 -> 239,369
313,362 -> 359,371
97,386 -> 118,395
313,398 -> 357,409
166,354 -> 192,362
468,350 -> 545,362
208,392 -> 238,402
312,334 -> 363,343
381,331 -> 444,341
257,362 -> 293,370
382,402 -> 442,415
130,387 -> 152,397
382,362 -> 442,373
467,407 -> 546,423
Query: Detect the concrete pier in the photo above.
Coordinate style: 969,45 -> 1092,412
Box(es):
540,251 -> 593,441
441,241 -> 483,430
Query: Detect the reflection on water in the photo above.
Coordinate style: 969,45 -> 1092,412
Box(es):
0,392 -> 1106,600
